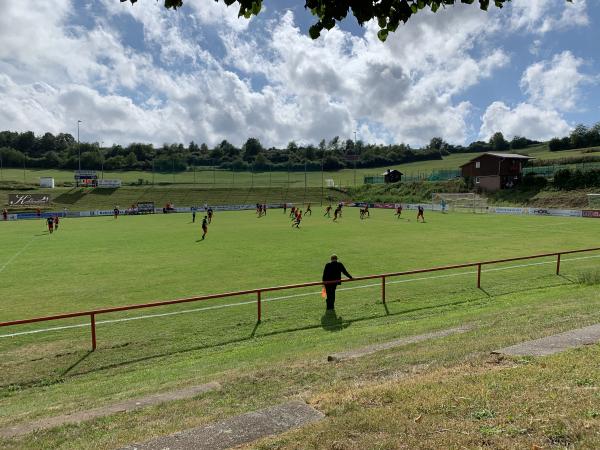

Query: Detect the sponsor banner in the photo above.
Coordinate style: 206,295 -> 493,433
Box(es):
373,203 -> 396,209
492,207 -> 526,215
582,210 -> 600,218
8,193 -> 51,206
97,179 -> 122,188
528,208 -> 582,217
79,211 -> 92,217
212,204 -> 257,211
95,210 -> 117,216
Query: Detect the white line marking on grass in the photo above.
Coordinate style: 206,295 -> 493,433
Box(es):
2,254 -> 599,339
0,238 -> 36,274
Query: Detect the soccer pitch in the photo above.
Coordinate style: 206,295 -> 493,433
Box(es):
1,208 -> 600,448
1,208 -> 599,349
2,208 -> 599,319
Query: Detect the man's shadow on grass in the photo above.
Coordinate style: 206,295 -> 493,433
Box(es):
320,309 -> 350,332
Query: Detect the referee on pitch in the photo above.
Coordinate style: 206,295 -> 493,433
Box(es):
322,254 -> 353,310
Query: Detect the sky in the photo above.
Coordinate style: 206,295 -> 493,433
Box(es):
0,0 -> 598,148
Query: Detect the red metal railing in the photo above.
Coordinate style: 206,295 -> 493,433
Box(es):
1,247 -> 599,351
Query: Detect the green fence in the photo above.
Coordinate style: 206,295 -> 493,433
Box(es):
523,162 -> 600,178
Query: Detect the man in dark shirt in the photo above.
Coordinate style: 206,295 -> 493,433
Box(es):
322,254 -> 353,310
201,216 -> 208,240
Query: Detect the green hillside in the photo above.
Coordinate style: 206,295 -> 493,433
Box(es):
1,144 -> 598,190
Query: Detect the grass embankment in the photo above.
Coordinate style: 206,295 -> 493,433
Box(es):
348,180 -> 598,209
0,212 -> 599,448
258,343 -> 600,449
486,187 -> 598,209
347,179 -> 467,204
0,186 -> 346,212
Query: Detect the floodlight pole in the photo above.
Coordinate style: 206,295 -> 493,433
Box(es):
321,157 -> 324,206
77,120 -> 82,171
354,130 -> 358,187
100,141 -> 104,179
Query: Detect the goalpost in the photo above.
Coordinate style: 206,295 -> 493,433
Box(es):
431,192 -> 488,213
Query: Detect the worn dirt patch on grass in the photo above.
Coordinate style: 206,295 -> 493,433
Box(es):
327,325 -> 473,362
495,323 -> 600,356
0,382 -> 220,438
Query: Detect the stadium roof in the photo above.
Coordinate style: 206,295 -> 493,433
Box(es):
459,152 -> 534,167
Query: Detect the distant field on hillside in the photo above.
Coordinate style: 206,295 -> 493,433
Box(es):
1,144 -> 597,188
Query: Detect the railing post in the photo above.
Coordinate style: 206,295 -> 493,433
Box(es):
477,264 -> 482,289
257,291 -> 262,323
382,276 -> 386,304
90,313 -> 97,351
556,253 -> 561,275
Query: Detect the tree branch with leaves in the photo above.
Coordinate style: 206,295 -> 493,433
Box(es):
122,1 -> 573,41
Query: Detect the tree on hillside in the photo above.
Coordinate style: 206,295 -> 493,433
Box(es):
509,135 -> 536,150
570,124 -> 589,149
489,132 -> 509,152
121,0 -> 556,41
242,137 -> 264,162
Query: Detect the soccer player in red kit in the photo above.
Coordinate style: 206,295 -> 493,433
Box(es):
46,216 -> 54,234
417,205 -> 425,222
395,204 -> 403,218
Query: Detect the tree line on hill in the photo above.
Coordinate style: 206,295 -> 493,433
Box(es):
0,130 -> 538,173
549,123 -> 600,152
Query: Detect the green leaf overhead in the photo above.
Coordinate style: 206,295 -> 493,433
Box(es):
122,0 -> 572,41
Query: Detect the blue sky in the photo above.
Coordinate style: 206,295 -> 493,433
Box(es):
0,0 -> 598,148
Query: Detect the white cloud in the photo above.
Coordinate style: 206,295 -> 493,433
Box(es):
520,51 -> 588,111
479,101 -> 571,141
220,6 -> 508,146
3,0 -> 590,149
509,0 -> 588,34
187,0 -> 250,32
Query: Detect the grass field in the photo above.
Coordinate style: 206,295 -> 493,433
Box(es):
1,209 -> 600,449
0,144 -> 597,188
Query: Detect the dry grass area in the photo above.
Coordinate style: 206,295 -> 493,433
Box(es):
255,347 -> 600,449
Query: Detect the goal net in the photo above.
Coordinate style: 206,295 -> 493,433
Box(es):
588,194 -> 600,208
431,192 -> 488,213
